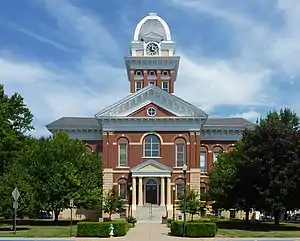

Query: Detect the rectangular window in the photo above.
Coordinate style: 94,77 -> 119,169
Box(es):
200,151 -> 207,172
119,183 -> 127,199
213,151 -> 219,163
176,184 -> 184,199
148,81 -> 156,85
162,81 -> 169,92
135,81 -> 142,91
118,143 -> 127,167
176,143 -> 185,167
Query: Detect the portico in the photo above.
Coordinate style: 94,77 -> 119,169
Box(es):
130,159 -> 173,210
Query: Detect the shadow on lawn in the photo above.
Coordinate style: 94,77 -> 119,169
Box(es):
216,220 -> 300,231
0,227 -> 30,232
0,219 -> 78,226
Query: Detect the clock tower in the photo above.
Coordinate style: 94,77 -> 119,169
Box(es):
125,13 -> 180,94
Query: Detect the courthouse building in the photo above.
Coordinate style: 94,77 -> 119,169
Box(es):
46,13 -> 254,219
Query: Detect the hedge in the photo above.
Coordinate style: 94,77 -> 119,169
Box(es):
170,221 -> 217,237
77,221 -> 129,237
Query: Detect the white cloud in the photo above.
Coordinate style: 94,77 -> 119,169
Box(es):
169,0 -> 300,112
175,53 -> 272,111
0,0 -> 129,137
229,110 -> 261,123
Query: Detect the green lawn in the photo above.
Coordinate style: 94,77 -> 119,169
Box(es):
216,220 -> 300,237
0,220 -> 77,237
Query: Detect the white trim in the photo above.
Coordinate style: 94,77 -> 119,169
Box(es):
147,107 -> 157,116
133,13 -> 172,41
118,143 -> 128,167
175,142 -> 185,167
161,80 -> 169,92
135,81 -> 142,92
143,134 -> 160,157
200,150 -> 207,172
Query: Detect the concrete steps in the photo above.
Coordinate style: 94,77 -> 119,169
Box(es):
136,204 -> 166,221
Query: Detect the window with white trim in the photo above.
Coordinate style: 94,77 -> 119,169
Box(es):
200,150 -> 207,172
175,140 -> 185,167
135,81 -> 142,91
143,135 -> 160,157
213,147 -> 222,163
213,151 -> 219,162
162,81 -> 169,92
118,142 -> 127,167
148,81 -> 156,85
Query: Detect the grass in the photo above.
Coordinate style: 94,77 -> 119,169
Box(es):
0,220 -> 77,237
215,219 -> 300,237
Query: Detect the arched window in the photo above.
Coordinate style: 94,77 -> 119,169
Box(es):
118,178 -> 127,200
213,146 -> 223,163
200,147 -> 207,172
143,135 -> 160,157
175,138 -> 186,167
175,178 -> 184,199
118,138 -> 128,167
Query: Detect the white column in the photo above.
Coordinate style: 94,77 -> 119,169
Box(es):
166,177 -> 171,207
132,177 -> 136,210
160,177 -> 165,206
138,177 -> 143,206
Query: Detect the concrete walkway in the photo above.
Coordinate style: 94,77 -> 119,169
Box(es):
0,223 -> 298,241
75,222 -> 298,241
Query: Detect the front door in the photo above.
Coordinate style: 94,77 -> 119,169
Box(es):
145,179 -> 158,204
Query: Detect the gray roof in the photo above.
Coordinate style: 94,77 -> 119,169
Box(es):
204,118 -> 254,127
46,116 -> 254,130
46,117 -> 100,129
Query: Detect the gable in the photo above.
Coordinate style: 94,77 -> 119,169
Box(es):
131,159 -> 172,174
95,85 -> 208,118
128,103 -> 176,117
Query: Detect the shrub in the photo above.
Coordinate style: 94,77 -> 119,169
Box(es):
126,216 -> 137,227
170,221 -> 217,237
77,221 -> 129,237
166,218 -> 173,227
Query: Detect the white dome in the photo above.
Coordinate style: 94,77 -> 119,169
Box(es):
133,13 -> 172,41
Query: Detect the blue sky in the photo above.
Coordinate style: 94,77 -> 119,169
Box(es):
1,0 -> 300,136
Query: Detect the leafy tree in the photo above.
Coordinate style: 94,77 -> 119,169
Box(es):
0,137 -> 37,218
178,189 -> 203,221
103,189 -> 125,220
208,143 -> 242,211
22,132 -> 102,221
241,108 -> 300,225
0,84 -> 33,176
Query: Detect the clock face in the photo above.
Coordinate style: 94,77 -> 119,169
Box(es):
146,42 -> 159,55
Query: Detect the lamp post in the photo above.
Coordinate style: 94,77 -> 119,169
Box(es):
182,164 -> 187,237
172,186 -> 176,220
129,186 -> 133,217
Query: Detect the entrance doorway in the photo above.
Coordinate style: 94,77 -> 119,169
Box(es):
145,178 -> 158,204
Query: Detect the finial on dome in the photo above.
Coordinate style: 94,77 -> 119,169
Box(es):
148,12 -> 157,16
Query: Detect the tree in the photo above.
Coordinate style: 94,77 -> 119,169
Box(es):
208,143 -> 242,212
241,108 -> 300,225
0,137 -> 37,218
103,189 -> 125,220
22,132 -> 102,222
178,189 -> 203,221
0,84 -> 33,176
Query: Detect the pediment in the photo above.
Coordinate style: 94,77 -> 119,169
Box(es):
128,103 -> 176,117
95,85 -> 208,118
131,159 -> 172,172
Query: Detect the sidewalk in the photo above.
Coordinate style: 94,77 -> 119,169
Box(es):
74,222 -> 300,241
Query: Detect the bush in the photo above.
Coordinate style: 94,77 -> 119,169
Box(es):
170,221 -> 217,237
166,218 -> 173,227
126,216 -> 137,227
77,221 -> 129,237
